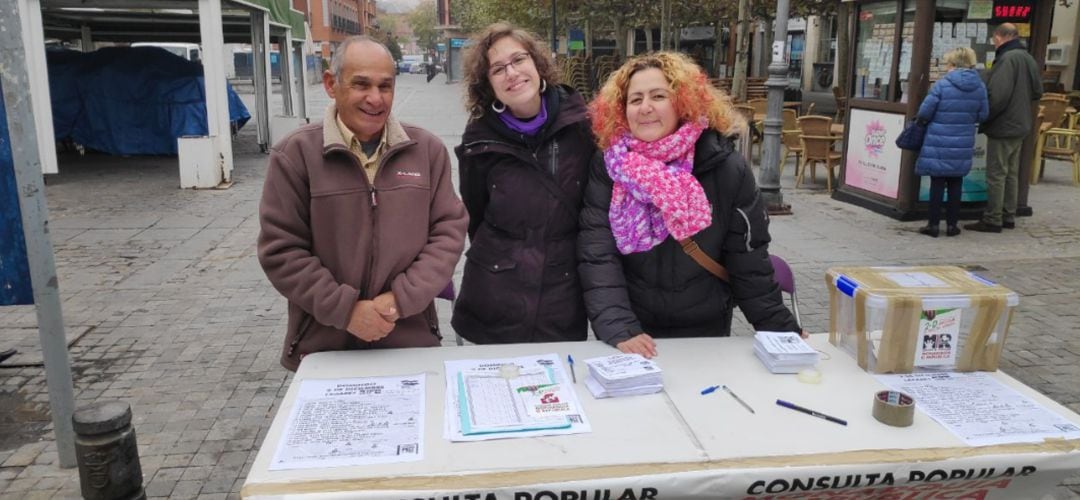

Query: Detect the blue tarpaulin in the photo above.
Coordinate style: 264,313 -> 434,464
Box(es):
0,81 -> 35,306
47,46 -> 250,156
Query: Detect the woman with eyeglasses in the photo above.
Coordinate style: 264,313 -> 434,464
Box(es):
452,23 -> 595,344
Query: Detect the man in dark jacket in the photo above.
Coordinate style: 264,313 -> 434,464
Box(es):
257,36 -> 467,371
966,23 -> 1042,233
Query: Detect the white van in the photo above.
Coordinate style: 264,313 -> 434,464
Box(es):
132,42 -> 202,62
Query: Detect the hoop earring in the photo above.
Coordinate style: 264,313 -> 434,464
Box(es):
491,100 -> 506,113
540,80 -> 547,93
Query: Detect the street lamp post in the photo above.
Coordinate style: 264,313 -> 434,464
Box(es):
551,0 -> 557,58
759,0 -> 792,214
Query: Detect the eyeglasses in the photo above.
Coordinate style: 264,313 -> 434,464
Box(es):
489,52 -> 531,79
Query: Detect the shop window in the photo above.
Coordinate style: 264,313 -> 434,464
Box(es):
930,0 -> 1033,84
897,0 -> 916,103
853,1 -> 898,101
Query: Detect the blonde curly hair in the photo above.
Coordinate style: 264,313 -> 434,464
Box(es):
589,51 -> 744,150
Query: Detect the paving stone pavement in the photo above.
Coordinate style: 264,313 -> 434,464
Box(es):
1,73 -> 1079,498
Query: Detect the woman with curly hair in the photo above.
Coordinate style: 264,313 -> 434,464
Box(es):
451,23 -> 595,344
579,52 -> 802,358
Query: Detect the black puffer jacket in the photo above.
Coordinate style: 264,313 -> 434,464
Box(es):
578,129 -> 800,346
452,84 -> 595,343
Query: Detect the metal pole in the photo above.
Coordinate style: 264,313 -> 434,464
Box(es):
759,0 -> 792,214
251,10 -> 271,153
279,32 -> 295,118
551,0 -> 557,58
0,0 -> 78,468
199,0 -> 234,181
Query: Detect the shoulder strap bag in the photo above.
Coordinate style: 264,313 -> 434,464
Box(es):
678,238 -> 730,282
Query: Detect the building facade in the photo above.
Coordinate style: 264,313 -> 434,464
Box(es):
309,0 -> 377,58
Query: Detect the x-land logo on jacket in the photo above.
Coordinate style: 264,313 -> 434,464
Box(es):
864,120 -> 887,158
396,170 -> 422,178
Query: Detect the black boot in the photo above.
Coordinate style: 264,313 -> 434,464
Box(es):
964,221 -> 1002,233
919,224 -> 939,238
946,225 -> 961,237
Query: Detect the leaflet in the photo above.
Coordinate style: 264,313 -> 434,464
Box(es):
584,353 -> 662,382
445,354 -> 591,441
270,375 -> 425,470
876,372 -> 1080,446
457,367 -> 572,435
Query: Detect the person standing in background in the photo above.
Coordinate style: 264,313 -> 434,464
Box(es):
966,23 -> 1042,233
915,47 -> 988,238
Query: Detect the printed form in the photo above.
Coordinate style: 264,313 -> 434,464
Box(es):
270,375 -> 425,470
877,372 -> 1080,446
445,353 -> 591,441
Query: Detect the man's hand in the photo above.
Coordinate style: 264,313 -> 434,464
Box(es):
616,333 -> 658,359
346,300 -> 395,342
372,292 -> 399,322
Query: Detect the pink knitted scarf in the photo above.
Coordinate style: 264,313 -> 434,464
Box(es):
604,119 -> 712,254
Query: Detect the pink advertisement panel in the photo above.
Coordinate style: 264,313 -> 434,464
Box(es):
844,108 -> 906,199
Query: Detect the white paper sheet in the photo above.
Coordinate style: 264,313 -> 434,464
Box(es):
755,331 -> 817,356
457,367 -> 572,434
583,353 -> 662,381
444,354 -> 592,441
270,375 -> 425,470
876,372 -> 1080,446
882,271 -> 949,288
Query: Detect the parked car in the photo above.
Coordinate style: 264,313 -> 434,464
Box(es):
131,42 -> 202,63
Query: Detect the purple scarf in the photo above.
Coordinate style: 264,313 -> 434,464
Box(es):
604,119 -> 712,254
498,95 -> 548,136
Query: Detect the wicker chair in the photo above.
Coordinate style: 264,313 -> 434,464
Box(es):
780,109 -> 802,178
832,86 -> 848,123
796,116 -> 841,191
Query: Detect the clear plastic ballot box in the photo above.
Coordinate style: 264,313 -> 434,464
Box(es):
826,266 -> 1018,374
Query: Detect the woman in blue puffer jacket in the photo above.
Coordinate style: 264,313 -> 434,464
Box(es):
916,47 -> 989,237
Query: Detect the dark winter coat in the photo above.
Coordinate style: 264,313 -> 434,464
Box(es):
451,85 -> 596,344
578,129 -> 801,347
979,39 -> 1043,139
915,68 -> 989,177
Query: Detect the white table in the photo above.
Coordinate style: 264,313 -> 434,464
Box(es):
242,336 -> 1080,499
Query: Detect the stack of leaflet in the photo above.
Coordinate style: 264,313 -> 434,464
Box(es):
754,331 -> 820,373
583,354 -> 663,398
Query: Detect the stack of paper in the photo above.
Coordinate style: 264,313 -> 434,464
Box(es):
754,331 -> 819,374
443,354 -> 592,442
583,354 -> 664,398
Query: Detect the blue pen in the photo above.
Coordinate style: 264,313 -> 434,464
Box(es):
567,355 -> 577,384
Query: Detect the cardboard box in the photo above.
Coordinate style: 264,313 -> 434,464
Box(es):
827,266 -> 1018,374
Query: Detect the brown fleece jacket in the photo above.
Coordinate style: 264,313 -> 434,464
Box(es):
258,105 -> 467,371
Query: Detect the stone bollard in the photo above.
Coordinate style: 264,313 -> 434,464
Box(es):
73,401 -> 146,500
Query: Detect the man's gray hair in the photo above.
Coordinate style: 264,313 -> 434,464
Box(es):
330,35 -> 393,78
993,23 -> 1019,40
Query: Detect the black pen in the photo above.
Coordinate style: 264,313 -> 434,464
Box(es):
776,399 -> 847,426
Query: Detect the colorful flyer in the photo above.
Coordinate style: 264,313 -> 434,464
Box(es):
915,308 -> 961,367
518,383 -> 576,420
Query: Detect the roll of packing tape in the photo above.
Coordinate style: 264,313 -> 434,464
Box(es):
873,390 -> 915,427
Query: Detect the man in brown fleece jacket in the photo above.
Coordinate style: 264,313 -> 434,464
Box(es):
257,36 -> 467,371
